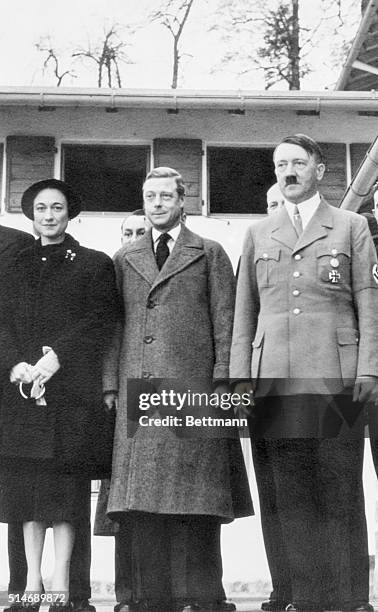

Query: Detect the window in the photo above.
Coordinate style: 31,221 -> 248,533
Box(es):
62,144 -> 150,213
208,147 -> 275,214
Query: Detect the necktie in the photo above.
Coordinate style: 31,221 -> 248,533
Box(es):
156,233 -> 171,270
293,205 -> 303,236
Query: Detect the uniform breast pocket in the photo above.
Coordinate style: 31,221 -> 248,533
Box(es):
254,247 -> 281,288
316,243 -> 351,287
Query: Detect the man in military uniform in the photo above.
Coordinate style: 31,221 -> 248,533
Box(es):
231,134 -> 378,612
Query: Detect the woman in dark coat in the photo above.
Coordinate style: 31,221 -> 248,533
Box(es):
0,179 -> 118,609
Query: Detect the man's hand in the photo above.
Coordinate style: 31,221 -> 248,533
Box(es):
10,362 -> 33,384
233,381 -> 255,417
103,391 -> 118,412
353,376 -> 378,404
213,383 -> 231,397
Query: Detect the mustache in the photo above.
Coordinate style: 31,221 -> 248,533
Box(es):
285,176 -> 298,185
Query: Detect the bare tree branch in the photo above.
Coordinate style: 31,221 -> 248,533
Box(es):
36,37 -> 76,86
149,0 -> 195,88
73,24 -> 133,88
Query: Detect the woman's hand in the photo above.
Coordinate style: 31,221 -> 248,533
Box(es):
10,362 -> 33,384
31,349 -> 60,384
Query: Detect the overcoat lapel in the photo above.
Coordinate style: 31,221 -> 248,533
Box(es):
124,225 -> 205,291
122,230 -> 159,286
151,225 -> 204,291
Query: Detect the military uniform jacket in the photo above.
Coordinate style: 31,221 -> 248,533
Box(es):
230,198 -> 378,395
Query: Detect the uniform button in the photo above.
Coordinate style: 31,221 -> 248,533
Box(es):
292,289 -> 300,297
142,371 -> 152,379
41,257 -> 47,262
293,308 -> 301,315
146,300 -> 156,309
293,271 -> 300,278
144,335 -> 154,344
263,253 -> 268,260
294,254 -> 302,261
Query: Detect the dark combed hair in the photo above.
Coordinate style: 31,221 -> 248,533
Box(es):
276,134 -> 325,165
144,167 -> 185,197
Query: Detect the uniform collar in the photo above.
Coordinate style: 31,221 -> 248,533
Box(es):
284,192 -> 321,230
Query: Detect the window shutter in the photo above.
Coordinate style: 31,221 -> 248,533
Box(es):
319,143 -> 346,207
153,139 -> 202,215
350,143 -> 371,180
6,136 -> 55,212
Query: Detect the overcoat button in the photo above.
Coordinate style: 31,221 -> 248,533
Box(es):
293,271 -> 300,278
294,254 -> 302,261
142,371 -> 152,379
144,335 -> 154,344
293,308 -> 301,315
292,290 -> 300,297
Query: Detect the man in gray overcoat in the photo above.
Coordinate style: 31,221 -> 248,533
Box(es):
103,167 -> 253,612
231,134 -> 378,612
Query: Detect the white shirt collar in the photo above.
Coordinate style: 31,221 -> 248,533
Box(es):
284,192 -> 321,230
152,224 -> 181,249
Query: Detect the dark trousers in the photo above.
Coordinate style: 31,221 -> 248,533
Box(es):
114,521 -> 132,603
123,512 -> 225,607
251,396 -> 369,608
8,481 -> 92,601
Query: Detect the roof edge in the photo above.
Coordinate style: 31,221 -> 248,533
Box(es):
335,0 -> 378,90
0,87 -> 378,111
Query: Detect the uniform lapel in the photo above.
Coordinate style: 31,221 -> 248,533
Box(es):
270,207 -> 298,251
151,225 -> 204,291
293,198 -> 333,254
123,230 -> 159,286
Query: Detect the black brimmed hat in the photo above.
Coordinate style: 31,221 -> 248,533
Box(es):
21,179 -> 82,220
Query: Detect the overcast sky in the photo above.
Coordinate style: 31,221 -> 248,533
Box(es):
0,0 -> 361,90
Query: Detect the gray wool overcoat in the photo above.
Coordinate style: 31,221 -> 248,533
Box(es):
103,224 -> 253,522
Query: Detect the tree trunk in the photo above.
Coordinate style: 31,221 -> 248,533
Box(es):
290,0 -> 300,90
361,0 -> 370,12
171,38 -> 179,89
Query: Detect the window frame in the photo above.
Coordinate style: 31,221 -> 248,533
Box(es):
59,139 -> 153,216
205,142 -> 276,217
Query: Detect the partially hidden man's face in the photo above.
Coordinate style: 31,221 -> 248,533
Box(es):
121,215 -> 148,245
143,177 -> 184,232
274,143 -> 325,204
266,184 -> 285,215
